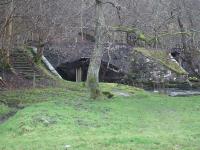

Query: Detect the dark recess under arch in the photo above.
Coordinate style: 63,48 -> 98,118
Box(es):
56,58 -> 125,83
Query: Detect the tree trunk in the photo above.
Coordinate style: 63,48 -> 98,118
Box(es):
87,0 -> 106,99
2,0 -> 14,68
34,46 -> 43,63
177,14 -> 200,77
177,15 -> 187,51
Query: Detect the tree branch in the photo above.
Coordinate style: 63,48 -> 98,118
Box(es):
0,0 -> 12,5
102,1 -> 122,25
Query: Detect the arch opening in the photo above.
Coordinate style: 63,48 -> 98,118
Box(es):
56,58 -> 125,83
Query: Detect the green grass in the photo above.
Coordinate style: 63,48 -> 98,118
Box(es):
0,104 -> 10,116
0,82 -> 200,150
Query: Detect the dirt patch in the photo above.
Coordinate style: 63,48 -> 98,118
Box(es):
0,70 -> 57,91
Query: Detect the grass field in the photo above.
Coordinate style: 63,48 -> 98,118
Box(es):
0,82 -> 200,150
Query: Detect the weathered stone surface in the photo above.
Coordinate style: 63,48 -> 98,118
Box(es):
44,42 -> 188,86
130,49 -> 187,84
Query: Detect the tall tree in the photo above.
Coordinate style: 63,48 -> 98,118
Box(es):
87,0 -> 106,99
0,0 -> 14,68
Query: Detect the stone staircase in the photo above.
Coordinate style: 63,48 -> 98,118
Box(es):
10,49 -> 43,80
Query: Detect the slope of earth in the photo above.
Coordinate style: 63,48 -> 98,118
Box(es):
0,82 -> 200,150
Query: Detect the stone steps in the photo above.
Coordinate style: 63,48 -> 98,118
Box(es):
13,66 -> 32,69
10,49 -> 43,80
13,63 -> 32,66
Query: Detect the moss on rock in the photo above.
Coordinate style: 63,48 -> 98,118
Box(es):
134,47 -> 188,75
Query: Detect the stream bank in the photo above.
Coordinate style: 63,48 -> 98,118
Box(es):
139,81 -> 200,97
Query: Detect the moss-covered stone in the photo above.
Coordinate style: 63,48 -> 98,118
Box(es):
102,91 -> 114,99
134,47 -> 188,75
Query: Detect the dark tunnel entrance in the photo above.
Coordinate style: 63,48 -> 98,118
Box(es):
170,48 -> 182,58
56,58 -> 125,83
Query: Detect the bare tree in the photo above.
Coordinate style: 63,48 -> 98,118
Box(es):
87,0 -> 122,99
87,0 -> 106,99
0,0 -> 14,67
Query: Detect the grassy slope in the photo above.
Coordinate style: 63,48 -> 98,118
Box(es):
0,82 -> 200,150
0,104 -> 10,116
